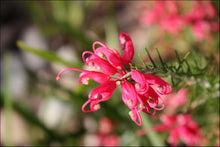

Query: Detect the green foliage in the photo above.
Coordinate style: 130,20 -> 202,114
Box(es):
134,47 -> 219,118
135,47 -> 213,88
17,41 -> 82,68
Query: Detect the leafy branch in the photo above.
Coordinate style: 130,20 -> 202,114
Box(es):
134,47 -> 219,114
133,47 -> 213,88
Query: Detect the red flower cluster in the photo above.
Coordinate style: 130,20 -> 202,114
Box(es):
136,89 -> 203,146
140,1 -> 185,34
140,1 -> 219,41
184,1 -> 219,41
153,114 -> 202,146
56,32 -> 172,126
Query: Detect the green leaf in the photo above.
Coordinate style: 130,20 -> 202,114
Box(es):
183,52 -> 190,61
141,114 -> 165,146
175,50 -> 181,63
138,54 -> 149,69
185,60 -> 192,74
17,41 -> 82,68
3,53 -> 13,146
155,48 -> 166,70
145,47 -> 157,68
166,68 -> 173,73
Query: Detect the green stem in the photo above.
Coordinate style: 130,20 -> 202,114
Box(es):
3,53 -> 13,146
133,66 -> 203,80
141,113 -> 165,146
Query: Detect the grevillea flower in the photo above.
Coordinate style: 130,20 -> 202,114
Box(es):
131,70 -> 149,94
140,1 -> 184,34
140,1 -> 219,40
154,114 -> 202,146
57,31 -> 172,126
163,88 -> 188,114
93,41 -> 124,70
144,73 -> 172,95
82,51 -> 117,75
136,114 -> 202,146
82,81 -> 117,112
119,31 -> 134,65
183,1 -> 219,41
136,89 -> 203,146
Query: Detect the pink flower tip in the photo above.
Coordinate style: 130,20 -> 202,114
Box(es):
56,75 -> 61,81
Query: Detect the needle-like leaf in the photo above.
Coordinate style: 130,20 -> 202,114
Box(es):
145,47 -> 157,68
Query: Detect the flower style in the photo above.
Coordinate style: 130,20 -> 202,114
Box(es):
56,31 -> 172,126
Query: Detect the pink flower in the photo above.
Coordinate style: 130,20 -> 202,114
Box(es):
98,134 -> 121,146
153,114 -> 202,146
121,80 -> 139,109
140,1 -> 185,34
82,51 -> 117,75
140,9 -> 160,26
98,117 -> 113,134
57,32 -> 172,126
164,88 -> 188,114
138,94 -> 156,116
82,81 -> 117,112
131,70 -> 149,94
128,107 -> 142,126
160,14 -> 184,34
180,1 -> 219,40
121,70 -> 172,125
93,41 -> 124,70
119,31 -> 134,65
97,117 -> 121,146
145,86 -> 165,110
140,1 -> 219,40
144,73 -> 172,95
184,1 -> 217,22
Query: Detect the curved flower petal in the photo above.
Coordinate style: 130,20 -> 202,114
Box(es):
121,80 -> 139,109
160,114 -> 176,126
138,94 -> 156,115
144,73 -> 172,95
168,129 -> 179,146
146,86 -> 165,110
119,31 -> 134,65
82,81 -> 116,113
131,70 -> 149,94
79,71 -> 110,84
153,124 -> 171,132
82,51 -> 117,75
129,108 -> 142,126
93,41 -> 123,70
82,99 -> 101,112
89,81 -> 117,102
